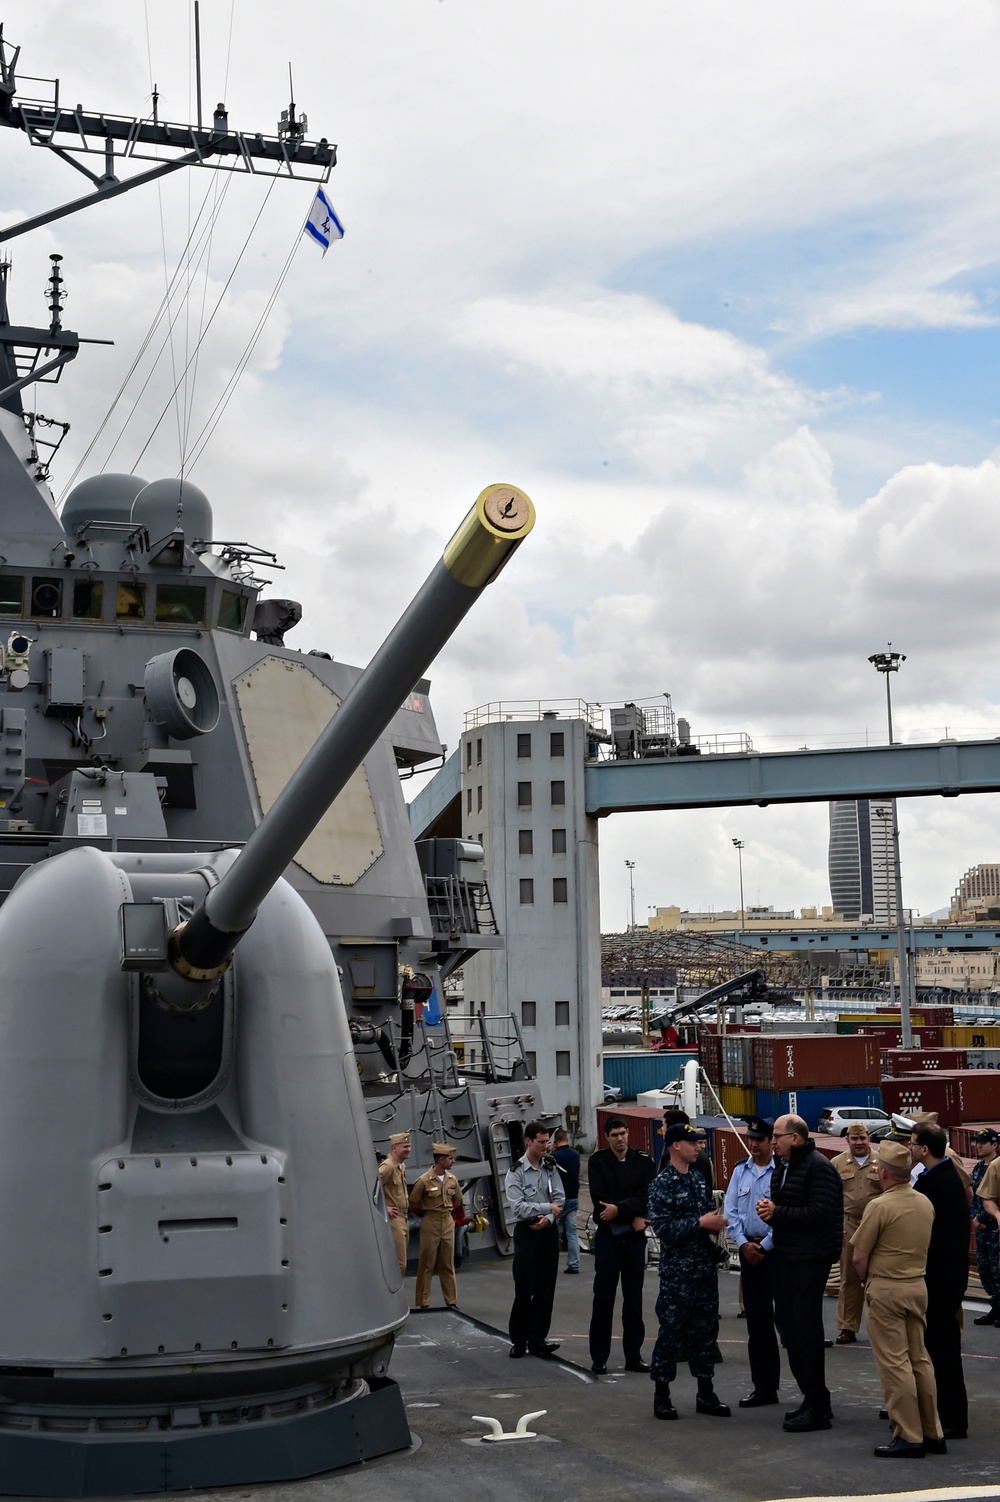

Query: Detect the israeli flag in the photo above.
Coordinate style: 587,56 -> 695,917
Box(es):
304,187 -> 344,255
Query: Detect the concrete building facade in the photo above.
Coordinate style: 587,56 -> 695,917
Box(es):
951,863 -> 1000,918
459,713 -> 602,1134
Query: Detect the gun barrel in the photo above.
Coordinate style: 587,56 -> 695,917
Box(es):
169,484 -> 534,981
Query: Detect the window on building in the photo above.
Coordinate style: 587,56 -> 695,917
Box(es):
467,788 -> 472,814
477,785 -> 483,813
518,829 -> 533,856
552,828 -> 567,855
550,780 -> 565,806
466,741 -> 473,770
553,877 -> 568,904
525,1051 -> 537,1076
476,737 -> 482,764
517,781 -> 532,809
517,731 -> 531,758
521,1001 -> 536,1027
555,1000 -> 570,1026
519,878 -> 534,904
550,731 -> 565,757
556,1051 -> 571,1077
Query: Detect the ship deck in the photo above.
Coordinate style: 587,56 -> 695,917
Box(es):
209,1260 -> 1000,1502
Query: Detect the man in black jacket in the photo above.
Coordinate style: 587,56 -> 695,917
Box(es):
911,1122 -> 969,1438
587,1117 -> 656,1375
757,1114 -> 843,1433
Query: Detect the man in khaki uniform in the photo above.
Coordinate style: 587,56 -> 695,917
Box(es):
851,1139 -> 944,1459
378,1131 -> 411,1275
832,1123 -> 882,1344
409,1143 -> 464,1310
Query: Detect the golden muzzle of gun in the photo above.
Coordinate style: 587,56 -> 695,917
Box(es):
443,484 -> 535,589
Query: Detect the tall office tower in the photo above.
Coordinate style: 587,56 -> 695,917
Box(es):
828,799 -> 897,923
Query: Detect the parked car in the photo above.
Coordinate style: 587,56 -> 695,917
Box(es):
816,1106 -> 891,1139
602,1083 -> 623,1103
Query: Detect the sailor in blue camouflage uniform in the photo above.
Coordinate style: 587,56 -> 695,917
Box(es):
970,1127 -> 1000,1326
647,1122 -> 731,1420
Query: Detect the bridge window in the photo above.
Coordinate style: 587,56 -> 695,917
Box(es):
518,829 -> 533,856
0,577 -> 23,616
218,590 -> 248,633
116,581 -> 145,620
155,584 -> 206,625
72,578 -> 104,620
30,576 -> 63,618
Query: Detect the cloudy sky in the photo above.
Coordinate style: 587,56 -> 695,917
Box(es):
5,1 -> 1000,925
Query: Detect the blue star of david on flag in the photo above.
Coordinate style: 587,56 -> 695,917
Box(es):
304,187 -> 344,255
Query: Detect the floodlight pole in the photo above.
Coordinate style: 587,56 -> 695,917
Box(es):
868,648 -> 912,1048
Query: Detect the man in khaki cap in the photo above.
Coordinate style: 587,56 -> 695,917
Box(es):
831,1122 -> 882,1344
851,1138 -> 943,1459
409,1143 -> 464,1310
378,1132 -> 412,1276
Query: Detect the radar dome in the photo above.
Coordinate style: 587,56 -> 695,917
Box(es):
61,473 -> 149,532
132,478 -> 213,544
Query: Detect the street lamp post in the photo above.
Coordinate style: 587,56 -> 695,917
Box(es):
868,647 -> 912,1048
625,859 -> 636,932
732,839 -> 746,931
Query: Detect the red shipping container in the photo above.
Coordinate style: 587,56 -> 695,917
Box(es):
875,1005 -> 954,1024
952,1121 -> 1000,1157
881,1048 -> 968,1077
752,1035 -> 880,1091
699,1034 -> 723,1086
858,1026 -> 942,1049
880,1073 -> 1000,1127
712,1127 -> 844,1192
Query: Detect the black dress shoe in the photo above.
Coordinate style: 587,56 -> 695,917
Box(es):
874,1437 -> 925,1458
739,1391 -> 779,1408
878,1408 -> 889,1420
942,1427 -> 967,1439
923,1436 -> 948,1454
591,1361 -> 607,1374
783,1409 -> 832,1433
696,1391 -> 732,1417
624,1358 -> 651,1372
973,1309 -> 996,1325
835,1329 -> 856,1344
528,1341 -> 560,1358
509,1344 -> 526,1358
785,1399 -> 831,1421
564,1266 -> 580,1274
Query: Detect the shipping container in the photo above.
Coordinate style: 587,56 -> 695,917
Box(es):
906,1071 -> 1000,1123
952,1121 -> 1000,1157
754,1086 -> 883,1132
875,1005 -> 954,1024
878,1071 -> 1000,1127
880,1048 -> 968,1076
721,1034 -> 755,1087
839,1013 -> 940,1027
699,1033 -> 723,1086
719,1084 -> 756,1116
761,1019 -> 837,1033
844,1024 -> 943,1048
942,1026 -> 1000,1049
594,1105 -> 665,1164
752,1034 -> 880,1091
965,1049 -> 1000,1070
601,1050 -> 699,1101
706,1123 -> 845,1191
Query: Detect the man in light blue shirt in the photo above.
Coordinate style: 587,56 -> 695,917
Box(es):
723,1117 -> 780,1407
504,1122 -> 565,1358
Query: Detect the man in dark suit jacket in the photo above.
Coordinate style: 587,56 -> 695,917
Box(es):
757,1114 -> 843,1433
911,1122 -> 970,1438
587,1117 -> 656,1375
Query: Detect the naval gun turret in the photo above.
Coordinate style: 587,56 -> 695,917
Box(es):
0,487 -> 534,1496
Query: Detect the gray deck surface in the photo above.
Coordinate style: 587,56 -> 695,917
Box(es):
172,1254 -> 1000,1502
